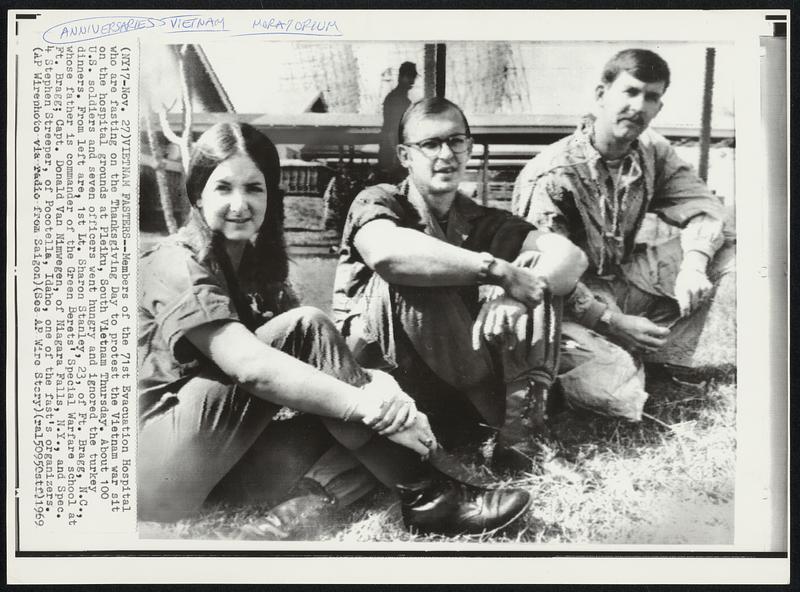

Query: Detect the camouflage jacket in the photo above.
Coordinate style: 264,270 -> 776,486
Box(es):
512,120 -> 726,327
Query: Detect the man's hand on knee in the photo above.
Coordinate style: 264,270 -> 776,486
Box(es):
604,313 -> 670,356
472,294 -> 529,352
487,259 -> 548,309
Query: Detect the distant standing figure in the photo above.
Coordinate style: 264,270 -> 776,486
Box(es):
379,61 -> 418,182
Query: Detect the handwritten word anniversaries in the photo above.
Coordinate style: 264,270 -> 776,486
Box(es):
42,15 -> 228,44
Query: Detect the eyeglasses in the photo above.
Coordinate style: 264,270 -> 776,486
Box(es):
402,134 -> 472,159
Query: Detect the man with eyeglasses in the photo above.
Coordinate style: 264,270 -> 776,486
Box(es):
512,49 -> 735,419
332,97 -> 587,470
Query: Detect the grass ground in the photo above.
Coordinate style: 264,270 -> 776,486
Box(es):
140,194 -> 737,545
140,257 -> 736,545
140,366 -> 736,544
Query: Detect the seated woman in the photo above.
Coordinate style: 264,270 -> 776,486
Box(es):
138,122 -> 531,538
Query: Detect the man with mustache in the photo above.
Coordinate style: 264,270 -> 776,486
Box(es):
512,49 -> 734,418
333,97 -> 587,469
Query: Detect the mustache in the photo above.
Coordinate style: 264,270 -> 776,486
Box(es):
619,114 -> 645,125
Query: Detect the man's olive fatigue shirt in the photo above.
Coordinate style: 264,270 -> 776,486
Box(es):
512,121 -> 726,328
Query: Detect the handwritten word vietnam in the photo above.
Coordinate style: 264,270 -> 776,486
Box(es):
249,17 -> 341,36
165,15 -> 226,33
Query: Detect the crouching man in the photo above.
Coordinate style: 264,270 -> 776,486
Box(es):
332,97 -> 587,467
512,49 -> 735,419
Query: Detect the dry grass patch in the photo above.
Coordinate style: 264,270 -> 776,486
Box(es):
139,226 -> 737,545
140,373 -> 736,544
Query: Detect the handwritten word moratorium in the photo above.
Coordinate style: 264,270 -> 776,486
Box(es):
42,15 -> 227,44
242,17 -> 342,37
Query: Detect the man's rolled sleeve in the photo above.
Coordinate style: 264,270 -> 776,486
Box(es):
679,214 -> 725,261
651,140 -> 725,228
342,185 -> 410,250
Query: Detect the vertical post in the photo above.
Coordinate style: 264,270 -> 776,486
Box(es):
480,144 -> 490,206
698,47 -> 716,182
435,43 -> 447,98
424,44 -> 436,98
424,43 -> 447,98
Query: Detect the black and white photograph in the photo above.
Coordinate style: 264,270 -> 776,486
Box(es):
136,39 -> 739,544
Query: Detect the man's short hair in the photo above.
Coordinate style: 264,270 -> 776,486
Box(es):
601,49 -> 671,90
398,97 -> 471,143
399,61 -> 417,79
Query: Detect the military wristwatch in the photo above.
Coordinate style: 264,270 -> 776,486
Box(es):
597,308 -> 615,333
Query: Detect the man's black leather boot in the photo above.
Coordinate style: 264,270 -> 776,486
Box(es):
491,438 -> 537,474
397,477 -> 531,536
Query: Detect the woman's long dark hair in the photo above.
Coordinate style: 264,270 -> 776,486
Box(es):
184,122 -> 290,329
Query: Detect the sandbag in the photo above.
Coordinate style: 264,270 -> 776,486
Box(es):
558,323 -> 648,421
